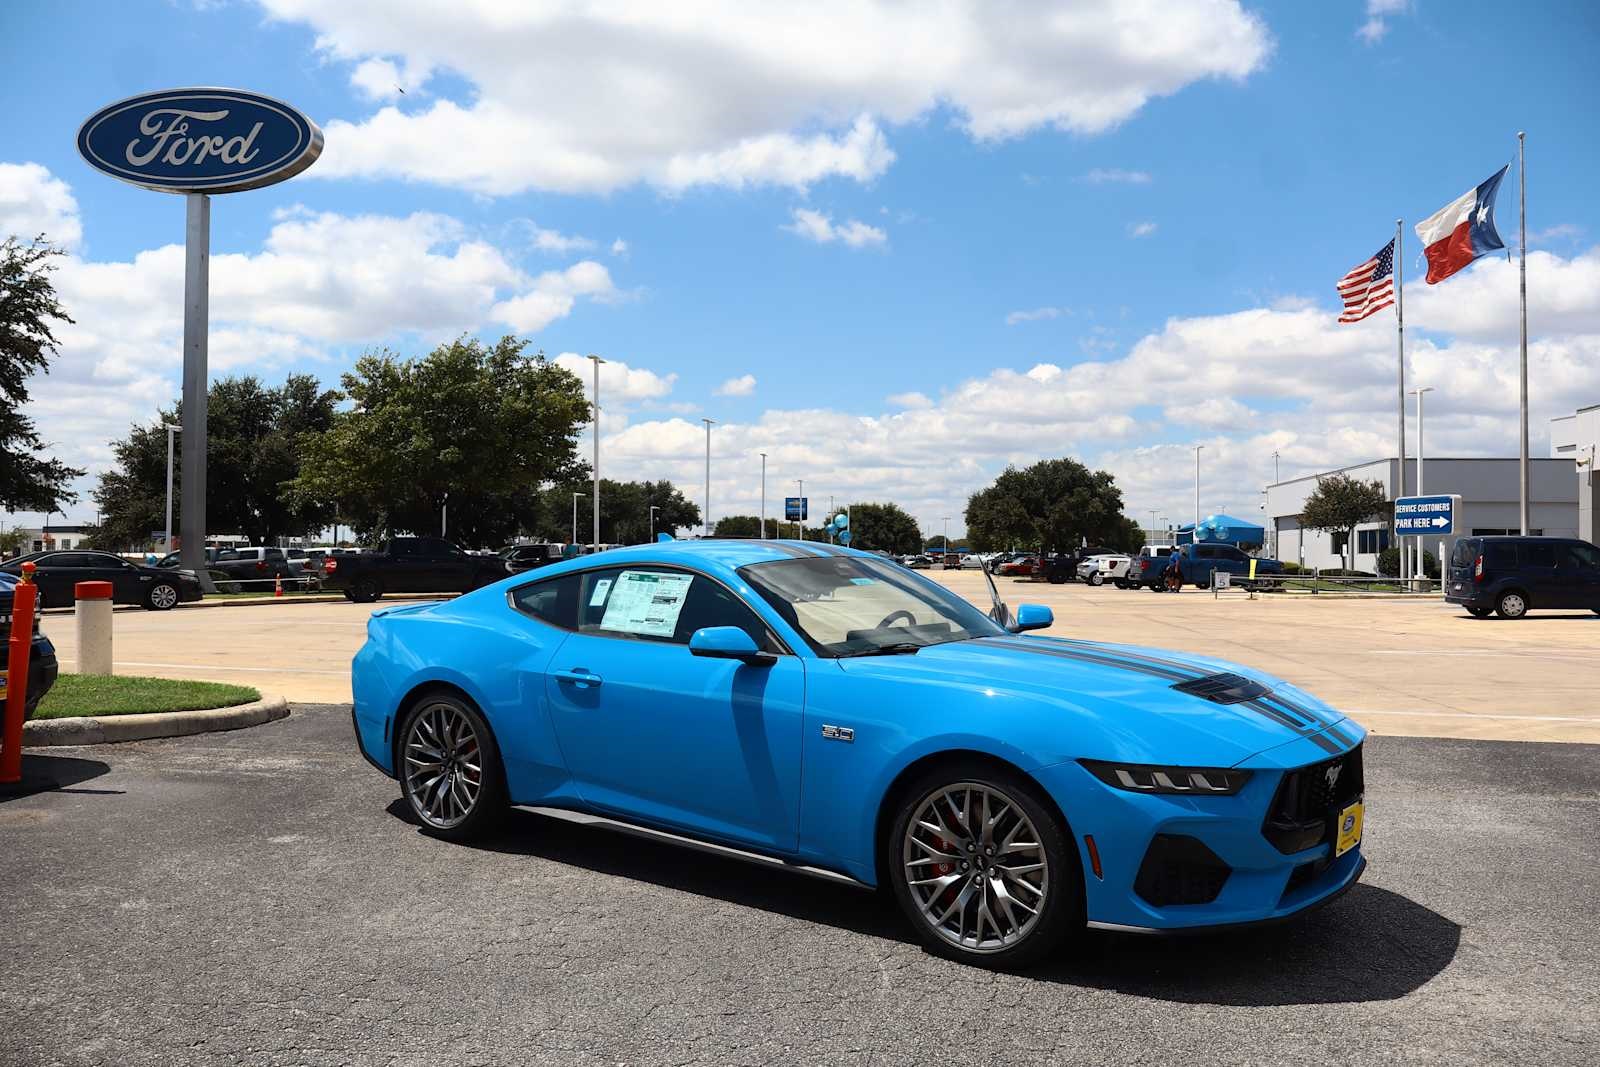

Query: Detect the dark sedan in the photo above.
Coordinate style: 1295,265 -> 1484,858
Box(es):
0,571 -> 58,717
2,551 -> 203,610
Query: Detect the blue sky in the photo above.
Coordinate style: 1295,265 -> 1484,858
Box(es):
4,1 -> 1598,535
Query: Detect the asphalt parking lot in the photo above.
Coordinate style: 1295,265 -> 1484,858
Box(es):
37,573 -> 1600,742
4,704 -> 1597,1066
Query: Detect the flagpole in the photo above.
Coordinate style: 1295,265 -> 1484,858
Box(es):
1518,131 -> 1530,535
1395,217 -> 1409,582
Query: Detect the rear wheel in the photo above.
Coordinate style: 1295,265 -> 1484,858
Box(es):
886,764 -> 1080,969
1087,572 -> 1104,586
398,693 -> 506,840
144,581 -> 180,611
349,577 -> 383,603
1495,591 -> 1528,619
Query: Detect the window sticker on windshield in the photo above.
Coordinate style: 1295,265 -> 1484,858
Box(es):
848,577 -> 876,586
599,571 -> 694,637
587,578 -> 613,606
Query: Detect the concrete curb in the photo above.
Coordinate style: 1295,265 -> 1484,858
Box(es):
22,694 -> 290,747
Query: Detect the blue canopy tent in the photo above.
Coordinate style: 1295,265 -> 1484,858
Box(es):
1175,514 -> 1265,549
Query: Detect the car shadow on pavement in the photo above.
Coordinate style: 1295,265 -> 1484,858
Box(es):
389,802 -> 1460,1005
0,752 -> 113,803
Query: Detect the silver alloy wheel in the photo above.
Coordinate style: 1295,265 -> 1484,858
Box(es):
149,583 -> 179,609
1500,592 -> 1526,617
902,781 -> 1049,954
403,702 -> 485,829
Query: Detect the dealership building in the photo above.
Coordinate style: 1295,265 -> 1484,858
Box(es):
1265,457 -> 1579,572
1550,403 -> 1599,542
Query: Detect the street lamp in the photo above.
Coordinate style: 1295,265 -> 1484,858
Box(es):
163,422 -> 179,551
795,478 -> 804,539
942,516 -> 951,560
571,493 -> 586,548
1193,445 -> 1204,529
702,418 -> 715,537
648,504 -> 660,543
587,354 -> 605,551
759,452 -> 767,539
1409,386 -> 1436,584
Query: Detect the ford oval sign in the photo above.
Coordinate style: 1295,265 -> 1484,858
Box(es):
77,88 -> 323,194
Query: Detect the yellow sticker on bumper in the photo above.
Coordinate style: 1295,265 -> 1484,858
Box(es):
1335,800 -> 1364,857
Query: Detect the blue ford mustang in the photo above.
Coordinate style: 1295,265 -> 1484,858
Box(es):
351,539 -> 1366,967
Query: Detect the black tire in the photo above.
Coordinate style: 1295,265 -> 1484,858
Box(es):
349,577 -> 383,603
396,691 -> 507,841
1047,572 -> 1067,585
1465,606 -> 1493,618
1114,579 -> 1130,590
143,581 -> 181,611
1495,590 -> 1529,619
341,589 -> 357,602
884,760 -> 1082,970
1087,573 -> 1104,586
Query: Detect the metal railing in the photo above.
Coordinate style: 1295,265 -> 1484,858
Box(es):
1276,571 -> 1441,594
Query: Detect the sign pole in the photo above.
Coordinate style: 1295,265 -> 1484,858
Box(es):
1395,218 -> 1409,584
180,193 -> 214,592
1517,131 -> 1530,535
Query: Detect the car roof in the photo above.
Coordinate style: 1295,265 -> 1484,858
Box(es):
526,538 -> 872,580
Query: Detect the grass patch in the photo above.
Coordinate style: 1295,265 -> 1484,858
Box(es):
34,674 -> 260,719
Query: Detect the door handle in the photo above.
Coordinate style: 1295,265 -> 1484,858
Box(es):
553,668 -> 603,688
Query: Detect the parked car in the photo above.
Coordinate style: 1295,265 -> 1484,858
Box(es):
321,536 -> 509,602
958,554 -> 985,570
157,547 -> 286,590
1129,545 -> 1178,590
501,542 -> 564,574
351,538 -> 1368,969
1076,553 -> 1133,587
0,571 -> 59,718
996,555 -> 1039,578
1445,536 -> 1600,619
2,550 -> 202,610
906,555 -> 934,570
1169,543 -> 1285,590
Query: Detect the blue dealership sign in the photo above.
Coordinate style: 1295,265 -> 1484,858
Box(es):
78,88 -> 323,194
785,497 -> 808,521
1394,494 -> 1460,536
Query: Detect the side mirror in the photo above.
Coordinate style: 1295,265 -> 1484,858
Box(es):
1008,603 -> 1053,633
689,625 -> 775,666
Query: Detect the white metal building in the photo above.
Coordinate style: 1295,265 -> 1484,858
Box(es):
1265,458 -> 1578,572
1550,403 -> 1599,543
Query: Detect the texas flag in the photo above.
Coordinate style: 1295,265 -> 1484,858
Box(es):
1414,165 -> 1508,284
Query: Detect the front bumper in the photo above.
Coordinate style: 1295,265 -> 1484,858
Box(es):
1036,727 -> 1367,931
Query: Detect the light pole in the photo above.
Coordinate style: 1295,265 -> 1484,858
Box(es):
1272,450 -> 1280,484
759,452 -> 767,538
942,516 -> 950,558
587,354 -> 605,550
648,505 -> 660,543
1193,445 -> 1204,530
440,491 -> 448,538
702,417 -> 715,537
1410,386 -> 1435,584
163,422 -> 179,551
571,493 -> 585,548
795,478 -> 803,539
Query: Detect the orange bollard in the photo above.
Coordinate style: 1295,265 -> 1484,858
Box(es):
274,574 -> 283,597
1,561 -> 39,785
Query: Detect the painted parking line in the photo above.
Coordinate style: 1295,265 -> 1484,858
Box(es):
1348,709 -> 1600,723
1367,649 -> 1599,660
58,658 -> 349,677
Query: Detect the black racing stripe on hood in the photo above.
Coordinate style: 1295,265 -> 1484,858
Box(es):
1044,638 -> 1214,679
1304,730 -> 1343,754
1242,699 -> 1309,730
1257,692 -> 1332,730
1322,722 -> 1356,748
979,639 -> 1196,682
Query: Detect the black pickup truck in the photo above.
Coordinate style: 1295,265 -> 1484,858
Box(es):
0,573 -> 58,720
320,537 -> 508,602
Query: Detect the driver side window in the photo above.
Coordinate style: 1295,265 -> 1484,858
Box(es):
579,567 -> 779,651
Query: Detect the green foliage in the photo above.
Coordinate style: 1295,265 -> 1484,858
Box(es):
714,514 -> 763,537
839,502 -> 922,554
90,374 -> 339,549
925,534 -> 949,550
963,457 -> 1131,554
1377,546 -> 1439,579
289,337 -> 590,546
1299,473 -> 1391,572
0,236 -> 84,513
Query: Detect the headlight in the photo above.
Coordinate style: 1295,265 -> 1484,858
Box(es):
1079,759 -> 1252,796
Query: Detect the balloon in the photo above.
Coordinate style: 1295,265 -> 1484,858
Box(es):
834,513 -> 849,530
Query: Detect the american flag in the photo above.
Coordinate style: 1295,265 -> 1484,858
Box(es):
1336,238 -> 1396,323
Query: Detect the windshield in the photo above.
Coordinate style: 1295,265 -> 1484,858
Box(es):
740,555 -> 1006,657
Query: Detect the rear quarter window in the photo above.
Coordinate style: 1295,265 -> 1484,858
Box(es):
1484,543 -> 1517,569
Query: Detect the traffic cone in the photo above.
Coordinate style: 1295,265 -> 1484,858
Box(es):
274,574 -> 283,598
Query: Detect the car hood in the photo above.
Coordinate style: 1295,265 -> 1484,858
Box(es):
836,634 -> 1352,767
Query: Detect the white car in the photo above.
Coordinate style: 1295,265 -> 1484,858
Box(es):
959,554 -> 986,570
1076,553 -> 1133,587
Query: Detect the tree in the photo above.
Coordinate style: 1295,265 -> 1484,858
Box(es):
1299,473 -> 1391,573
714,514 -> 763,537
964,458 -> 1130,554
90,374 -> 339,549
1378,546 -> 1438,579
841,502 -> 922,554
1,236 -> 84,513
289,337 -> 590,546
529,479 -> 700,544
1103,514 -> 1148,554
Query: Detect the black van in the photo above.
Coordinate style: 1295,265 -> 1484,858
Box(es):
1445,536 -> 1600,618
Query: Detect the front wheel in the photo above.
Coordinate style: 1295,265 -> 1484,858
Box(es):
1496,591 -> 1528,619
144,581 -> 180,611
398,693 -> 506,840
349,577 -> 383,603
1087,572 -> 1104,586
886,765 -> 1081,969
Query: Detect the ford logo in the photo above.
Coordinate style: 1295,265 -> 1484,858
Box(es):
77,87 -> 323,194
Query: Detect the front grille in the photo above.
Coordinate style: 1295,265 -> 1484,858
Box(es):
1171,672 -> 1271,705
1261,744 -> 1364,854
1134,834 -> 1232,906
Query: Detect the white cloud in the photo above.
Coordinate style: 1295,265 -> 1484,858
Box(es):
1081,168 -> 1152,185
714,374 -> 757,397
1357,0 -> 1409,43
553,353 -> 676,405
888,391 -> 933,409
783,208 -> 887,249
257,0 -> 1272,195
348,57 -> 405,101
1128,220 -> 1158,238
610,238 -> 629,257
518,221 -> 596,254
0,162 -> 83,249
491,261 -> 617,333
1005,306 -> 1067,325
